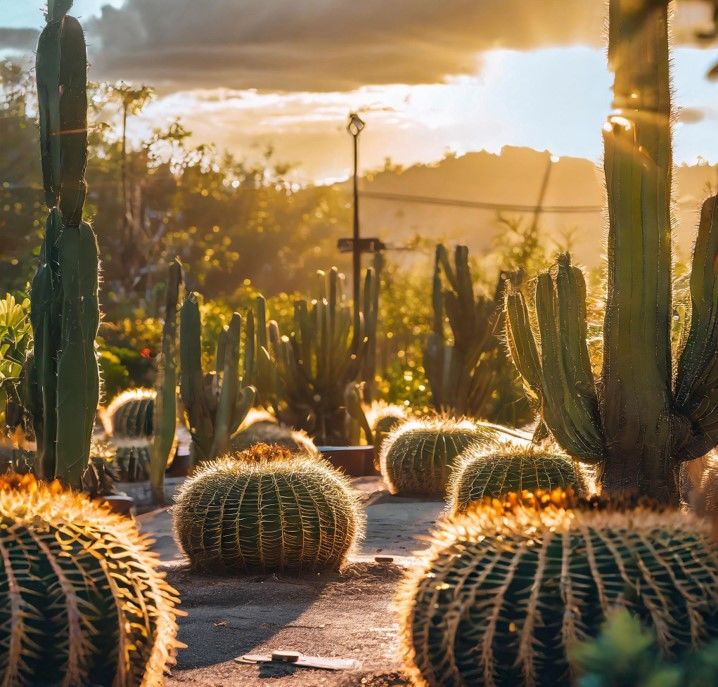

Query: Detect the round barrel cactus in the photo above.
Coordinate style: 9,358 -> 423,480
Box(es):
0,473 -> 180,685
380,418 -> 500,497
230,420 -> 319,457
368,403 -> 408,462
173,452 -> 365,573
448,446 -> 585,514
400,490 -> 718,687
106,388 -> 155,442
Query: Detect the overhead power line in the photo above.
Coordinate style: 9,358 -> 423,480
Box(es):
359,190 -> 603,214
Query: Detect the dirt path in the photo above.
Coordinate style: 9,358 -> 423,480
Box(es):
138,477 -> 444,686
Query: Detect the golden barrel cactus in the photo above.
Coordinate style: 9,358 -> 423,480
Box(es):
379,418 -> 502,497
448,446 -> 585,514
173,450 -> 365,573
400,490 -> 718,687
0,474 -> 180,686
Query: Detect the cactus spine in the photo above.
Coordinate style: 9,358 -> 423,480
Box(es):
448,446 -> 585,514
400,490 -> 718,687
30,1 -> 99,486
151,260 -> 182,504
425,245 -> 529,426
179,292 -> 256,463
504,0 -> 718,503
0,474 -> 180,684
173,450 -> 365,573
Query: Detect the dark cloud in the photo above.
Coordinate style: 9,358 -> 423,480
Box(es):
0,27 -> 40,51
87,0 -> 608,92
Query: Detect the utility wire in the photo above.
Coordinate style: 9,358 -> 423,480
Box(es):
359,190 -> 603,214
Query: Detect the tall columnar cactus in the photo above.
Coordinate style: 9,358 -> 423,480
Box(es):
173,448 -> 365,573
243,295 -> 279,409
271,267 -> 375,445
425,245 -> 530,426
504,0 -> 718,504
179,292 -> 256,463
447,446 -> 585,514
0,473 -> 180,685
150,260 -> 182,504
400,489 -> 718,687
379,417 -> 507,497
30,1 -> 100,486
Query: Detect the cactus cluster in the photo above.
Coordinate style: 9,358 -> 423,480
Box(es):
28,1 -> 100,486
271,267 -> 376,445
400,489 -> 718,687
179,292 -> 256,462
448,446 -> 585,514
173,448 -> 364,573
0,473 -> 180,685
380,418 -> 501,497
106,388 -> 156,444
504,0 -> 718,503
425,245 -> 530,426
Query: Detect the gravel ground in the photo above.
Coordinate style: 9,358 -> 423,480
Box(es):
137,477 -> 444,686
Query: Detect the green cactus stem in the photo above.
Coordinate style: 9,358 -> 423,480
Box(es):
30,3 -> 99,487
150,259 -> 182,504
503,0 -> 718,504
425,244 -> 530,426
179,292 -> 256,463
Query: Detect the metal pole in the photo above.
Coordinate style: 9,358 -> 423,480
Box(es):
352,131 -> 361,333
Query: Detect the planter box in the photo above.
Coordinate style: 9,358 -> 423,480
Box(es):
318,446 -> 376,477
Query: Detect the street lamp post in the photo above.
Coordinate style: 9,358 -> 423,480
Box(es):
347,112 -> 365,333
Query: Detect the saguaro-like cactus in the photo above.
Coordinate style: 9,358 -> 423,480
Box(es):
400,489 -> 718,687
271,267 -> 375,445
151,259 -> 182,504
0,473 -> 180,685
425,245 -> 530,426
179,292 -> 256,462
29,1 -> 100,486
505,0 -> 718,503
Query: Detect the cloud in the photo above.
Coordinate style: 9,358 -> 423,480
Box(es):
0,27 -> 39,51
87,0 -> 609,92
677,106 -> 706,124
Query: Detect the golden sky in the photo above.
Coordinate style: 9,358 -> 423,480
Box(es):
2,0 -> 717,181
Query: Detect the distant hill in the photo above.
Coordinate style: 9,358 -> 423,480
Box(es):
345,146 -> 718,268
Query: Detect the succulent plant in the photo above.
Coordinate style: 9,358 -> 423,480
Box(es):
0,472 -> 180,684
367,402 -> 408,467
29,1 -> 100,486
425,244 -> 531,427
151,259 -> 182,504
106,388 -> 156,444
380,417 -> 502,497
504,0 -> 718,504
448,446 -> 585,514
179,292 -> 256,463
270,267 -> 376,445
173,450 -> 365,573
400,489 -> 718,687
115,445 -> 151,482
